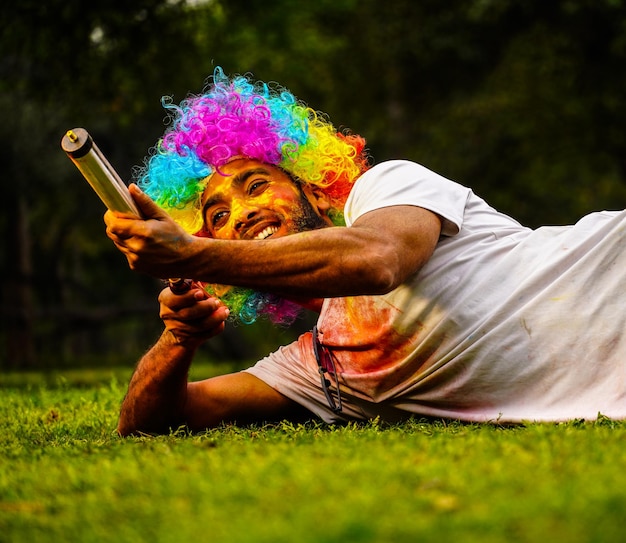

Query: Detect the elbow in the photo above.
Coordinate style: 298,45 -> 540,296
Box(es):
116,414 -> 150,437
116,403 -> 144,437
117,423 -> 133,438
116,417 -> 138,438
359,238 -> 433,294
116,406 -> 133,436
116,419 -> 178,437
345,248 -> 405,295
116,411 -> 179,437
367,264 -> 402,294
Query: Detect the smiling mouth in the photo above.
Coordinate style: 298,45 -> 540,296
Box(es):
253,225 -> 279,240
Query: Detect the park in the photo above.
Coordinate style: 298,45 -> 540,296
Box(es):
3,1 -> 626,541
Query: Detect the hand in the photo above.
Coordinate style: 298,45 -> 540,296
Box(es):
159,285 -> 229,348
104,184 -> 197,278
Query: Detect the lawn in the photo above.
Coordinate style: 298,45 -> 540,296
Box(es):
1,366 -> 625,543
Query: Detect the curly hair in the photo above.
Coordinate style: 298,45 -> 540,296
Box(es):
134,67 -> 370,324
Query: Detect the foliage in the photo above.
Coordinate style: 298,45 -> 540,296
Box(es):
3,0 -> 626,368
1,374 -> 626,542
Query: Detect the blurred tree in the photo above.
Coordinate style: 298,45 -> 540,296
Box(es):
3,0 -> 626,369
415,0 -> 626,226
204,0 -> 626,227
0,0 -> 214,368
320,0 -> 626,226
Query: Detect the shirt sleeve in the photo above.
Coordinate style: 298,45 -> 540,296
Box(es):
344,160 -> 471,236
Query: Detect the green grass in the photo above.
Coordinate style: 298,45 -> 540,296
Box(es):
1,369 -> 626,543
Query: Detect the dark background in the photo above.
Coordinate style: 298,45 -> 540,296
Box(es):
3,0 -> 626,369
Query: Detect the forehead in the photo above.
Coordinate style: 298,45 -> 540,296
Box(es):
201,158 -> 293,205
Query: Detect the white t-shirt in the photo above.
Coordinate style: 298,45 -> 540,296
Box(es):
245,160 -> 626,423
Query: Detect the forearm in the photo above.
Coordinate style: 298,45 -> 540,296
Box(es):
184,207 -> 441,298
117,331 -> 196,436
110,203 -> 442,298
187,228 -> 392,297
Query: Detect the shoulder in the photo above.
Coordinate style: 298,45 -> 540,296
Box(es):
357,159 -> 442,183
345,160 -> 471,235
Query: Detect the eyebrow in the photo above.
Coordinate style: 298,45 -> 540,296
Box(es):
201,168 -> 272,211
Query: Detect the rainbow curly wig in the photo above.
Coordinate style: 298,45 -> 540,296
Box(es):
134,66 -> 370,324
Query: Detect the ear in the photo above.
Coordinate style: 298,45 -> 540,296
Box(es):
303,184 -> 332,215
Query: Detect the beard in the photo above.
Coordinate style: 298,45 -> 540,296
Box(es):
206,188 -> 330,325
291,190 -> 329,233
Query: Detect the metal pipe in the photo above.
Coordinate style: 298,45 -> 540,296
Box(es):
61,128 -> 139,215
61,128 -> 190,294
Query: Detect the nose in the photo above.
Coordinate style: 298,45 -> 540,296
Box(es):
233,208 -> 259,233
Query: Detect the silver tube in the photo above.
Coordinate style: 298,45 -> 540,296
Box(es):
61,128 -> 139,215
61,128 -> 191,294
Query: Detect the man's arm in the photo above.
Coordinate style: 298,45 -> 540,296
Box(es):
105,185 -> 442,299
117,287 -> 304,436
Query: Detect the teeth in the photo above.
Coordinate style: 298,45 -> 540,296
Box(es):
254,226 -> 278,240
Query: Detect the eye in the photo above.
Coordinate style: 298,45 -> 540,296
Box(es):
248,178 -> 268,195
208,208 -> 229,229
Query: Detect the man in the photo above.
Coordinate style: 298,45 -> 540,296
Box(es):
106,68 -> 626,436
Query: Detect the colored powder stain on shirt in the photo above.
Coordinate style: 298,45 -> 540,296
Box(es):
315,282 -> 453,400
318,295 -> 423,372
247,161 -> 626,420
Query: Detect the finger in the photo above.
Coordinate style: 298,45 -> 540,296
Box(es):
178,305 -> 230,336
165,317 -> 226,346
103,210 -> 114,227
160,285 -> 216,306
129,184 -> 170,221
159,287 -> 203,311
104,213 -> 136,241
162,304 -> 229,342
200,305 -> 230,327
185,297 -> 223,319
112,240 -> 129,254
193,288 -> 209,301
104,211 -> 122,237
105,221 -> 126,244
159,292 -> 220,319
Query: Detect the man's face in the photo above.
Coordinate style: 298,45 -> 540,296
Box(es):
201,158 -> 332,240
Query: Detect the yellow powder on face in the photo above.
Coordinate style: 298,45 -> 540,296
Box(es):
203,161 -> 306,238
